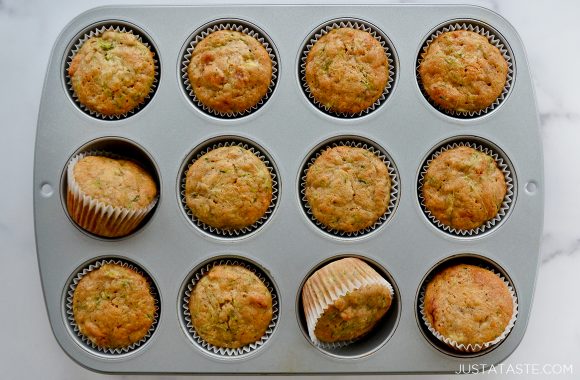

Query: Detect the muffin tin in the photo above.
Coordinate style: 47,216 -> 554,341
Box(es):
34,4 -> 543,374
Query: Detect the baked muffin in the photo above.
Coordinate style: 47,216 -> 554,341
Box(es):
189,264 -> 273,348
305,146 -> 390,233
302,257 -> 392,343
67,154 -> 158,237
72,263 -> 156,349
68,30 -> 155,116
422,146 -> 506,230
422,264 -> 514,348
305,27 -> 388,114
419,30 -> 508,113
185,146 -> 272,230
187,30 -> 272,114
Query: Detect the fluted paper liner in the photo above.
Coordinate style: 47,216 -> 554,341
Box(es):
302,257 -> 394,348
66,151 -> 158,238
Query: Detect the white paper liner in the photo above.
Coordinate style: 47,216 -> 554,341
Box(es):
417,21 -> 514,118
66,151 -> 159,238
180,140 -> 278,237
299,19 -> 395,118
181,259 -> 279,357
418,140 -> 514,236
302,257 -> 394,348
419,264 -> 518,353
300,139 -> 399,237
65,258 -> 160,355
181,21 -> 278,118
65,24 -> 159,120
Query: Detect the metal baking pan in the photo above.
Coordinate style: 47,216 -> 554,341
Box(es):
34,4 -> 543,374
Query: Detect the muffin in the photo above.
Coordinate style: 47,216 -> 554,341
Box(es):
305,146 -> 390,233
67,154 -> 158,238
72,263 -> 156,349
422,264 -> 515,349
188,264 -> 273,348
185,146 -> 272,230
422,146 -> 506,230
302,257 -> 393,344
419,30 -> 508,113
68,30 -> 156,116
304,27 -> 388,114
187,29 -> 272,114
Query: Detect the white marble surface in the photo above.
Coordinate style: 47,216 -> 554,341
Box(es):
1,0 -> 579,378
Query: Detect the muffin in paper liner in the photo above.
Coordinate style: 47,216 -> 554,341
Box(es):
299,19 -> 396,118
65,23 -> 159,120
65,258 -> 160,356
301,257 -> 394,349
416,21 -> 514,118
181,259 -> 279,357
300,138 -> 399,238
66,151 -> 159,238
419,263 -> 518,353
180,20 -> 278,118
418,140 -> 514,236
180,140 -> 278,238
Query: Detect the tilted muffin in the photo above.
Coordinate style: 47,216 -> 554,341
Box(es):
305,27 -> 388,114
419,30 -> 508,113
67,154 -> 158,237
422,264 -> 514,349
189,264 -> 273,348
72,263 -> 156,349
68,30 -> 155,116
187,30 -> 272,114
305,146 -> 390,233
422,146 -> 506,230
302,257 -> 393,344
185,146 -> 272,230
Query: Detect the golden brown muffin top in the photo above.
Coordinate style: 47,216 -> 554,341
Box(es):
422,146 -> 506,230
423,264 -> 513,346
419,30 -> 508,113
187,30 -> 272,114
68,31 -> 155,116
185,146 -> 272,230
73,155 -> 158,210
189,265 -> 273,348
305,146 -> 390,233
305,27 -> 388,114
72,263 -> 156,348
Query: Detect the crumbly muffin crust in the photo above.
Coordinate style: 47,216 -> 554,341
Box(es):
423,264 -> 513,346
185,146 -> 272,230
419,30 -> 508,113
189,265 -> 273,348
68,31 -> 155,116
72,263 -> 156,348
305,27 -> 389,114
422,146 -> 506,230
187,30 -> 272,114
305,146 -> 390,233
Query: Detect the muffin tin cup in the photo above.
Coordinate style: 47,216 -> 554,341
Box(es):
416,20 -> 514,118
180,20 -> 279,119
66,151 -> 159,238
179,138 -> 279,238
300,137 -> 399,238
180,258 -> 279,358
64,258 -> 160,356
299,18 -> 396,118
418,139 -> 514,237
65,23 -> 159,120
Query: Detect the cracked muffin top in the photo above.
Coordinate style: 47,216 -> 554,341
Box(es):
188,264 -> 273,348
304,27 -> 389,114
68,30 -> 155,116
187,30 -> 272,115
